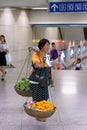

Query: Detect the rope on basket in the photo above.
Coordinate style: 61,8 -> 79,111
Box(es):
15,50 -> 31,85
48,85 -> 54,103
15,47 -> 38,85
23,47 -> 39,102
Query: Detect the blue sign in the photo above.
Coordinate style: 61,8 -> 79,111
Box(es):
49,1 -> 87,12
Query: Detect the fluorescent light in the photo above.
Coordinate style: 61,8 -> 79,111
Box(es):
32,7 -> 48,10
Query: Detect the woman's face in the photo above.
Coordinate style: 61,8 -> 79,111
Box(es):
1,37 -> 4,42
42,42 -> 50,54
78,60 -> 80,63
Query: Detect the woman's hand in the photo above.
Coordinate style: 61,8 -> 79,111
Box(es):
34,62 -> 46,68
50,79 -> 55,88
50,79 -> 54,84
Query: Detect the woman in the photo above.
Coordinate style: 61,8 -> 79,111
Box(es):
0,35 -> 9,81
29,38 -> 51,102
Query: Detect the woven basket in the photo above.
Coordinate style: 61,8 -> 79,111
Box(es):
14,86 -> 32,97
23,103 -> 56,120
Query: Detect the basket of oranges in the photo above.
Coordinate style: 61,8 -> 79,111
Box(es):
24,100 -> 56,121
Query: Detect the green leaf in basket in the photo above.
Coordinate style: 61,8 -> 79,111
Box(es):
20,85 -> 25,90
25,86 -> 31,91
22,77 -> 29,82
16,77 -> 31,91
15,83 -> 20,89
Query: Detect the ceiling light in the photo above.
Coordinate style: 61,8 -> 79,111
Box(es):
31,7 -> 48,10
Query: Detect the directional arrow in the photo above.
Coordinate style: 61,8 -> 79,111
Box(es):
51,4 -> 58,12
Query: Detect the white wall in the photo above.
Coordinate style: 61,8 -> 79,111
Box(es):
31,26 -> 60,53
61,27 -> 84,40
0,8 -> 32,63
29,10 -> 86,40
32,26 -> 59,41
29,10 -> 87,24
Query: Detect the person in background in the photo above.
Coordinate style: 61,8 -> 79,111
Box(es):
0,35 -> 9,81
75,58 -> 82,70
50,42 -> 58,69
60,56 -> 67,70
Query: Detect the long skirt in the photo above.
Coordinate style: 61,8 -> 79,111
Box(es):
30,83 -> 49,102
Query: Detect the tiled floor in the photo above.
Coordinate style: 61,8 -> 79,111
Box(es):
0,59 -> 87,130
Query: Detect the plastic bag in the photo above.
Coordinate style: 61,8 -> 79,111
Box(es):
5,53 -> 12,64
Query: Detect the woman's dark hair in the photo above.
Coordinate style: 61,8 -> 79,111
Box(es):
1,35 -> 5,38
38,38 -> 50,50
1,35 -> 6,43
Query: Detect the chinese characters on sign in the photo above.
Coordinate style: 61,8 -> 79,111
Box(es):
49,1 -> 87,12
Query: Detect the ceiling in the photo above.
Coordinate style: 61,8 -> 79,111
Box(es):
0,0 -> 87,9
0,0 -> 49,9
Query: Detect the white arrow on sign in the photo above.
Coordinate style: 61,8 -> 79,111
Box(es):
51,4 -> 58,12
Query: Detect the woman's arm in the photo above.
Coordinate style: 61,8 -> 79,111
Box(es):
32,53 -> 47,68
2,43 -> 9,53
33,62 -> 46,68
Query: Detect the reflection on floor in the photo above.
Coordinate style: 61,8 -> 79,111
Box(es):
0,60 -> 87,130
